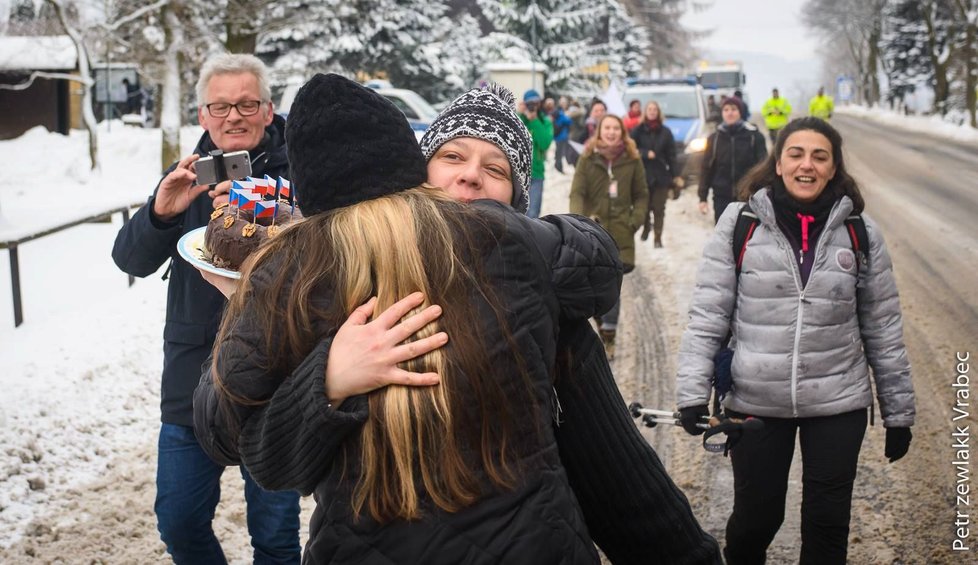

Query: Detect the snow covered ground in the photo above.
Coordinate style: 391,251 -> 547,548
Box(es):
0,108 -> 974,560
837,103 -> 978,144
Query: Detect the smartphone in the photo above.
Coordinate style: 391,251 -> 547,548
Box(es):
195,150 -> 252,186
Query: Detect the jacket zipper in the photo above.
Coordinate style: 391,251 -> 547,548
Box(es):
777,207 -> 836,417
773,227 -> 804,417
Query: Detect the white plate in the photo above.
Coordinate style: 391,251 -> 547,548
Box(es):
177,226 -> 241,280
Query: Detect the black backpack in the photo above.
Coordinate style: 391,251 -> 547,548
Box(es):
732,203 -> 869,275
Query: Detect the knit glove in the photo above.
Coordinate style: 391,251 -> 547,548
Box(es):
679,405 -> 709,436
885,427 -> 912,463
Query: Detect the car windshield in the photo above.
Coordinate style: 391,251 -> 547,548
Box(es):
395,90 -> 439,121
628,90 -> 700,120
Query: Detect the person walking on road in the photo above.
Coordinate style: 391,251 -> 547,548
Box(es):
551,96 -> 574,173
631,100 -> 682,247
676,117 -> 915,565
809,86 -> 834,120
570,114 -> 649,359
698,96 -> 767,224
761,87 -> 792,144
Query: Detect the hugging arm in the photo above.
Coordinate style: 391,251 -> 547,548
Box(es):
554,320 -> 722,565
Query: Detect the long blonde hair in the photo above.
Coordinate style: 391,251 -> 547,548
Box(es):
213,186 -> 532,522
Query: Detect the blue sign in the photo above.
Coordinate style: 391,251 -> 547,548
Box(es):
836,75 -> 854,103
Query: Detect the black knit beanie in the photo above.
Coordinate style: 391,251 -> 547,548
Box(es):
419,84 -> 532,214
286,73 -> 427,216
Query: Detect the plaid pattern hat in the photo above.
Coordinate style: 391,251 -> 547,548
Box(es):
420,84 -> 532,213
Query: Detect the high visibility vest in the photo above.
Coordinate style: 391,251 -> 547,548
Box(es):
762,97 -> 792,130
809,95 -> 834,120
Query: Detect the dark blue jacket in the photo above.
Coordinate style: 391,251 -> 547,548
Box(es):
112,114 -> 288,427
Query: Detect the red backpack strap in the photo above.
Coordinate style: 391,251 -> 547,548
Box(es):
732,204 -> 759,276
844,214 -> 870,272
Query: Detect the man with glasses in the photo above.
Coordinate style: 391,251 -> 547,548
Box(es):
112,53 -> 299,564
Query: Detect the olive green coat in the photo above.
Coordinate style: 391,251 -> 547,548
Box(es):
569,151 -> 648,268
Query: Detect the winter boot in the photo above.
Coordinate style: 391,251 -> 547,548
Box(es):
600,328 -> 616,360
640,216 -> 652,241
654,233 -> 663,248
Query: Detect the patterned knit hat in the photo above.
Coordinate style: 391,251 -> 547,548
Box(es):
419,84 -> 532,213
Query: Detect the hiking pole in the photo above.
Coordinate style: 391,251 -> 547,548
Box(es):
627,402 -> 709,430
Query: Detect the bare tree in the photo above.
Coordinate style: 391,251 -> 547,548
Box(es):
920,0 -> 957,115
951,0 -> 977,126
803,0 -> 888,105
47,0 -> 100,170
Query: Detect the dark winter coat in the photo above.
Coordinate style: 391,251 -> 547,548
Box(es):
698,121 -> 767,204
569,150 -> 648,268
630,122 -> 678,190
194,200 -> 623,564
113,114 -> 288,427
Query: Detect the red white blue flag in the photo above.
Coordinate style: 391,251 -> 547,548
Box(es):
277,177 -> 291,199
254,199 -> 277,219
249,176 -> 270,196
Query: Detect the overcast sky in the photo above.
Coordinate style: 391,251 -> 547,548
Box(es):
681,0 -> 818,62
680,0 -> 823,111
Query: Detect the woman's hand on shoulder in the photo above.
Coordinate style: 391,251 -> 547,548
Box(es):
325,292 -> 448,405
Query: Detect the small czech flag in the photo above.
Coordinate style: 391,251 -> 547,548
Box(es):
255,199 -> 277,219
238,190 -> 261,211
232,178 -> 255,192
277,177 -> 291,199
249,176 -> 269,196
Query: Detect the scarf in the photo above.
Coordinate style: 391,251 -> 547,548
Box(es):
628,108 -> 641,119
770,180 -> 838,254
644,118 -> 662,130
593,138 -> 626,163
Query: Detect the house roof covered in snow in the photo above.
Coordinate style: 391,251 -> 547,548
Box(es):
0,36 -> 77,71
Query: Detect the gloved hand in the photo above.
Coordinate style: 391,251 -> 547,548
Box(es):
885,427 -> 912,463
679,405 -> 709,436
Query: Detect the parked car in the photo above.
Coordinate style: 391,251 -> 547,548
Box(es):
623,78 -> 712,184
275,78 -> 438,140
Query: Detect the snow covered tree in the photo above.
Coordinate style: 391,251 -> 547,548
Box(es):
619,0 -> 704,74
881,1 -> 931,106
477,0 -> 650,92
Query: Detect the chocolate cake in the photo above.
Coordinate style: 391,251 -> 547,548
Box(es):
204,201 -> 301,270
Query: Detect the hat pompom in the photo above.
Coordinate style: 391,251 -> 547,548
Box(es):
483,82 -> 516,109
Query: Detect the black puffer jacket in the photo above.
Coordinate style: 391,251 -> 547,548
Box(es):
113,115 -> 288,426
630,121 -> 677,190
194,199 -> 622,564
698,121 -> 767,202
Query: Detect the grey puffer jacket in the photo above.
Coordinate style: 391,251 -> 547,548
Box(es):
676,188 -> 915,426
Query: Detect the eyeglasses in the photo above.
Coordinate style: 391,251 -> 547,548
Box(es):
205,100 -> 263,118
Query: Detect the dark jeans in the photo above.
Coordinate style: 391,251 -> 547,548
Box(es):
554,139 -> 570,172
768,128 -> 781,145
712,193 -> 733,225
723,409 -> 867,565
156,423 -> 302,564
645,186 -> 670,237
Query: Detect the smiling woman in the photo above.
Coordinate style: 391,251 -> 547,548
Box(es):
677,117 -> 915,564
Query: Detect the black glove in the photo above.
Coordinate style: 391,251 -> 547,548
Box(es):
679,405 -> 709,436
885,427 -> 912,463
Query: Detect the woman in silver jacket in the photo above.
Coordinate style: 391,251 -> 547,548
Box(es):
675,117 -> 915,565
